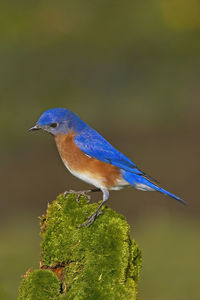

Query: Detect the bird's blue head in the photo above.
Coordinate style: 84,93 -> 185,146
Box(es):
29,108 -> 86,135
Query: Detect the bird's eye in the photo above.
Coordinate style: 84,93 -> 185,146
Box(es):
50,123 -> 58,128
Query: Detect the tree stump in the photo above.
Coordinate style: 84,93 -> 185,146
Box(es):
18,193 -> 142,300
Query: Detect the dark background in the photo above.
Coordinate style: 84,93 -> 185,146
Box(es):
0,1 -> 199,299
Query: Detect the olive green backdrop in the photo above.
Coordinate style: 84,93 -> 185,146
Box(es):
0,1 -> 199,299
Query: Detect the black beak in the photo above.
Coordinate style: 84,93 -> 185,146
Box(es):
28,124 -> 41,131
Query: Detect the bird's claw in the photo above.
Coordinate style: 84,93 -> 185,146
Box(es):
63,189 -> 91,203
78,211 -> 103,228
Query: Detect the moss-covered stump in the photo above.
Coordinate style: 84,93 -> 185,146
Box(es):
18,269 -> 60,300
18,193 -> 142,300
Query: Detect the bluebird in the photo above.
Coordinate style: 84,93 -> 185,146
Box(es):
29,108 -> 185,227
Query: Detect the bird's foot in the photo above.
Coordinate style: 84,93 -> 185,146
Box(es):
63,188 -> 101,203
63,189 -> 92,203
78,211 -> 103,228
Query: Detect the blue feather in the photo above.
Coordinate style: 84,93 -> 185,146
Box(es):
122,171 -> 186,205
74,127 -> 146,176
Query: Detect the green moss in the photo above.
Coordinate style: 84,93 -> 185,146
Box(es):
18,269 -> 61,300
18,193 -> 142,300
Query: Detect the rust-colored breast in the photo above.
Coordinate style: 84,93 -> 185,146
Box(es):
55,131 -> 121,188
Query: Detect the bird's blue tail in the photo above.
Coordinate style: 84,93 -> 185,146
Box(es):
123,171 -> 186,205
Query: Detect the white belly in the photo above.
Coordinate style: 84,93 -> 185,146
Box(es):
63,160 -> 129,190
64,160 -> 104,189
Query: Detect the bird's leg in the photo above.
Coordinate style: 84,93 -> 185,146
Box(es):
78,189 -> 109,228
64,188 -> 101,203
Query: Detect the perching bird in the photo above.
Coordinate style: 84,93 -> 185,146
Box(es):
29,108 -> 185,227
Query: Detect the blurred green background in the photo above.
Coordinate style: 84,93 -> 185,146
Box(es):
0,1 -> 200,299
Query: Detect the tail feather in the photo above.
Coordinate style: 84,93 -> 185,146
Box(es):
123,171 -> 186,205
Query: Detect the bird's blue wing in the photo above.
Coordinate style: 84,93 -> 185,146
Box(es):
74,127 -> 149,177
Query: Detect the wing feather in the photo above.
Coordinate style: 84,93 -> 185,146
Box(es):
74,127 -> 155,180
